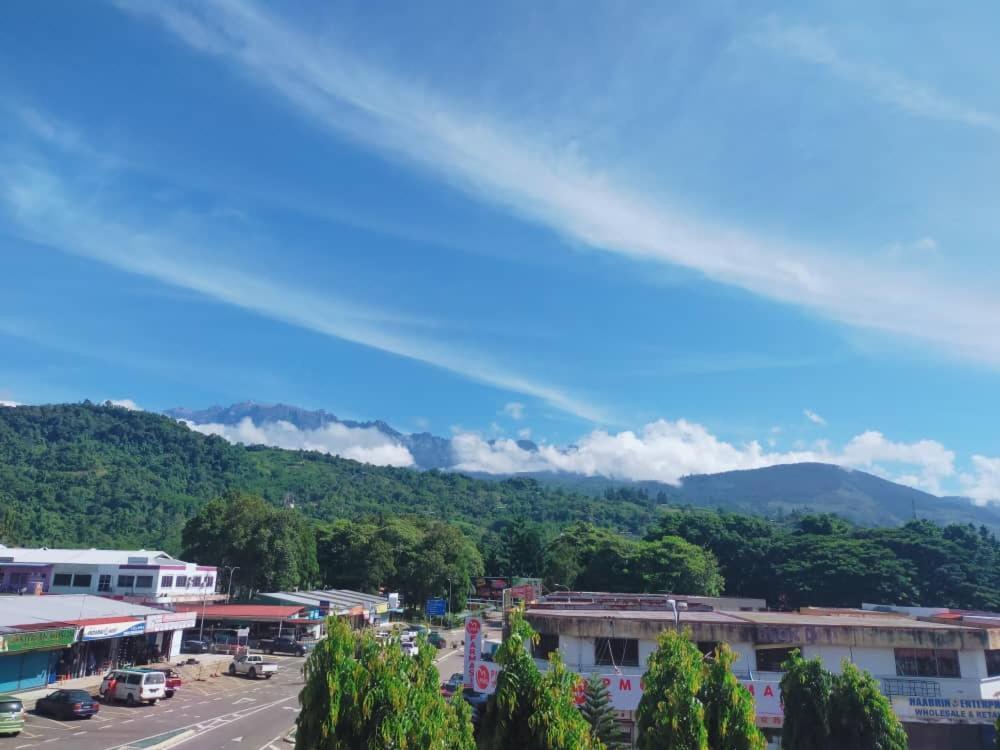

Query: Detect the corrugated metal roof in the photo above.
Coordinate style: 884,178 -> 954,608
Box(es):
0,594 -> 165,628
173,604 -> 304,621
260,589 -> 388,611
0,546 -> 183,566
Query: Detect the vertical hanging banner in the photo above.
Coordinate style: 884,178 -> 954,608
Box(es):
463,615 -> 484,688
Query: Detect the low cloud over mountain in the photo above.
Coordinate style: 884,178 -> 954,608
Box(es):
164,401 -> 999,505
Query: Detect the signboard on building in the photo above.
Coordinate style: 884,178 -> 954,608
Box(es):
464,616 -> 484,688
470,657 -> 500,694
82,619 -> 146,641
0,627 -> 77,653
426,598 -> 447,617
145,612 -> 197,633
891,696 -> 1000,725
464,645 -> 784,727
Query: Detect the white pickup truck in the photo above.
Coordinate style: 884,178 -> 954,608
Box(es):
228,654 -> 277,679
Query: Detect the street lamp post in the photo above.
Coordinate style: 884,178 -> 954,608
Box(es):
448,578 -> 453,622
666,598 -> 687,631
224,566 -> 241,604
198,588 -> 209,640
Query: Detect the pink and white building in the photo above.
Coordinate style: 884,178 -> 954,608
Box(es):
0,546 -> 221,605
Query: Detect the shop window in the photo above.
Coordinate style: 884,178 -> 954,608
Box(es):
595,638 -> 639,667
98,575 -> 112,592
135,575 -> 154,588
176,575 -> 188,587
117,575 -> 135,589
534,633 -> 559,660
72,574 -> 92,588
161,576 -> 173,588
52,573 -> 72,587
755,647 -> 797,673
987,650 -> 1000,677
895,648 -> 961,678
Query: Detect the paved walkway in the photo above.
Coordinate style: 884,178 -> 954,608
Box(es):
10,653 -> 234,708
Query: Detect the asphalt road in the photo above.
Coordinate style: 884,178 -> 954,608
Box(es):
4,654 -> 304,750
3,626 -> 491,750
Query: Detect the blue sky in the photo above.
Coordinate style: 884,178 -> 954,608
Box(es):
1,1 -> 999,499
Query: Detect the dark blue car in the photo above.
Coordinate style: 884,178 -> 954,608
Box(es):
35,690 -> 100,720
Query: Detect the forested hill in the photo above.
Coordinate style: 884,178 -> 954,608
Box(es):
528,463 -> 1000,532
0,403 -> 657,553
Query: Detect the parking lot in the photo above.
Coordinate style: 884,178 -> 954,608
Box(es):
3,627 -> 488,750
4,654 -> 306,750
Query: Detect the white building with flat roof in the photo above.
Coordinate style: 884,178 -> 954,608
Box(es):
506,593 -> 1000,750
0,546 -> 220,605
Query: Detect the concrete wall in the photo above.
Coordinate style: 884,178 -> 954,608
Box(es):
45,562 -> 216,599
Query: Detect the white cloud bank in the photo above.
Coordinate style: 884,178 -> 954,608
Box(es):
452,420 -> 959,495
108,398 -> 141,410
963,456 -> 1000,506
185,417 -> 414,467
177,412 -> 1000,502
0,400 -> 19,407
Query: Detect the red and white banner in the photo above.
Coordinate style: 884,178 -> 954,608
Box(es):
464,650 -> 783,726
573,674 -> 646,711
463,616 -> 484,688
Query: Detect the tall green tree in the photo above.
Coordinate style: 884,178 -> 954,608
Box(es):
700,644 -> 765,750
581,674 -> 626,749
828,661 -> 907,750
637,536 -> 724,596
779,651 -> 832,750
636,629 -> 708,750
182,491 -> 318,596
296,618 -> 474,750
477,609 -> 600,750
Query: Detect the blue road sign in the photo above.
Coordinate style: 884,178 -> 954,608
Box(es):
426,598 -> 447,616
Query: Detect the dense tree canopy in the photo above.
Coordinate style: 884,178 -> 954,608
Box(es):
540,522 -> 724,596
182,491 -> 319,596
5,404 -> 1000,611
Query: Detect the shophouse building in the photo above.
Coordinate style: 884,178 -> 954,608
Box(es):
0,595 -> 194,692
0,546 -> 221,605
465,592 -> 1000,750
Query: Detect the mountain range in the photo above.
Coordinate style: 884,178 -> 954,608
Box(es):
164,401 -> 1000,532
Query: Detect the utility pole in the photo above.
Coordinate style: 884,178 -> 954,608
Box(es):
224,566 -> 241,603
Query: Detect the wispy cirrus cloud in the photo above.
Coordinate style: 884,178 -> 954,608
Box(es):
755,20 -> 1000,133
118,1 -> 1000,370
804,409 -> 826,426
0,160 -> 604,423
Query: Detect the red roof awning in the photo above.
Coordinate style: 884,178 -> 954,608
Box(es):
173,604 -> 305,621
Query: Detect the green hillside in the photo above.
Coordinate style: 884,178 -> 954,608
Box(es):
0,403 -> 657,553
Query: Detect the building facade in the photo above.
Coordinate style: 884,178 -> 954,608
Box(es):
0,546 -> 220,605
510,594 -> 1000,750
0,595 -> 195,692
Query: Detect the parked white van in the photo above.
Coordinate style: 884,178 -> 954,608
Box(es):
100,669 -> 166,706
